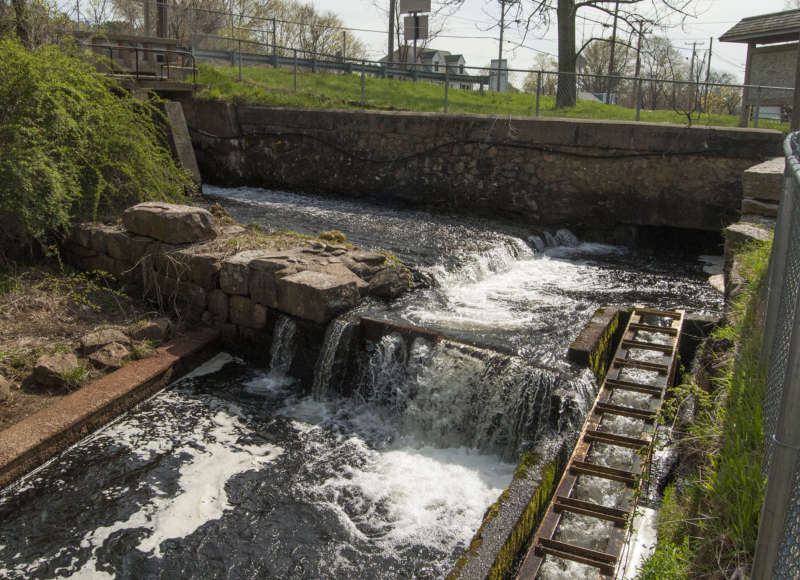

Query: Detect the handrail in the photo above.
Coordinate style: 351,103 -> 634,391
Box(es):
87,43 -> 198,86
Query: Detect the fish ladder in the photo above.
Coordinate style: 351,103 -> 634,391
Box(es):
517,307 -> 685,579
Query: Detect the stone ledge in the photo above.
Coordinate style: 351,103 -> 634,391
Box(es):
0,328 -> 220,489
568,307 -> 631,380
742,157 -> 784,202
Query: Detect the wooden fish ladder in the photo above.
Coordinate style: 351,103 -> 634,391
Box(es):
516,307 -> 685,579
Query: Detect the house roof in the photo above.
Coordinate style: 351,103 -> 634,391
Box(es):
720,9 -> 800,44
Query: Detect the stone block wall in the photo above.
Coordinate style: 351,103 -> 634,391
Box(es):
62,221 -> 409,386
182,101 -> 783,239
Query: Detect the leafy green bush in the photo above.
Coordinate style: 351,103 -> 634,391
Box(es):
0,37 -> 193,261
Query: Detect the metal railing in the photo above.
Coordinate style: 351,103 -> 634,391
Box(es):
71,4 -> 794,126
187,31 -> 794,127
85,43 -> 198,85
753,132 -> 800,579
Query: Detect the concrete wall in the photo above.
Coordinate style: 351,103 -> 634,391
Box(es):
182,101 -> 783,238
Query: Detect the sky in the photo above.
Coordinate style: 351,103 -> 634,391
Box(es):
307,0 -> 796,82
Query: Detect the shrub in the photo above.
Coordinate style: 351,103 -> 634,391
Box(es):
0,37 -> 193,262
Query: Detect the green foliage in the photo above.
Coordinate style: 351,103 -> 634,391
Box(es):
0,37 -> 193,261
637,538 -> 691,580
58,363 -> 90,390
642,239 -> 772,578
194,64 -> 789,132
129,340 -> 155,360
319,230 -> 347,244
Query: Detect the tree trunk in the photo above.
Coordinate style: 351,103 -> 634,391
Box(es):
12,0 -> 30,47
556,0 -> 576,108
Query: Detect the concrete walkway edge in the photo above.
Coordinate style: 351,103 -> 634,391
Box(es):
0,327 -> 220,489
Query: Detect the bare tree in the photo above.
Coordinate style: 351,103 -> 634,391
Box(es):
370,0 -> 459,66
522,52 -> 558,94
443,0 -> 698,107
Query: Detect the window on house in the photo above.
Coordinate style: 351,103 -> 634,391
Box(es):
460,64 -> 465,74
435,61 -> 439,72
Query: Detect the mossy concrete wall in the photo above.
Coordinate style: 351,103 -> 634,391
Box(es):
182,101 -> 782,238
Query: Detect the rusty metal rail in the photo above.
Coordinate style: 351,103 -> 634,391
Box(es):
517,306 -> 685,579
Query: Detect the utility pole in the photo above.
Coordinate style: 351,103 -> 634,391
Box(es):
498,0 -> 505,92
606,0 -> 620,104
343,31 -> 347,62
388,0 -> 396,66
633,20 -> 645,116
703,37 -> 713,113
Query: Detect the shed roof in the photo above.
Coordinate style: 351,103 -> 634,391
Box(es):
720,9 -> 800,44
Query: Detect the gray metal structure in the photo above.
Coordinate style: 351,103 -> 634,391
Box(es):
754,132 -> 800,579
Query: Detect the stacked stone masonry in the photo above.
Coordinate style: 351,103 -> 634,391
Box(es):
63,203 -> 412,354
181,102 -> 784,237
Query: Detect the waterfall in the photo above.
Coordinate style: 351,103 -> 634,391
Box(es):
269,315 -> 296,374
354,335 -> 594,460
427,237 -> 534,287
311,316 -> 356,401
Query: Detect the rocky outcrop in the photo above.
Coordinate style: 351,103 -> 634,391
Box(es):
122,202 -> 217,244
33,353 -> 79,389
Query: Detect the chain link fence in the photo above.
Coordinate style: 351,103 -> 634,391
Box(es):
754,132 -> 800,579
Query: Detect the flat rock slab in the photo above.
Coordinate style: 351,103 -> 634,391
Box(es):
743,157 -> 784,202
122,202 -> 217,244
0,328 -> 220,489
277,270 -> 359,325
741,198 -> 779,218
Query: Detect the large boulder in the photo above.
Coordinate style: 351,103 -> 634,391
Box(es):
81,329 -> 131,354
33,353 -> 79,389
277,270 -> 359,325
122,202 -> 217,244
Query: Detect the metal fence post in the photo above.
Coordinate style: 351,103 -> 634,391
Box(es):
238,39 -> 242,82
755,85 -> 762,128
293,49 -> 298,92
635,77 -> 643,121
444,69 -> 449,113
535,71 -> 542,117
361,60 -> 366,108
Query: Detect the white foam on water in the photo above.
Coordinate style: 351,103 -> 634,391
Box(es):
408,241 -> 628,333
588,442 -> 640,471
319,442 -> 515,554
554,511 -> 614,551
36,398 -> 286,579
627,348 -> 665,364
599,414 -> 647,438
539,554 -> 603,580
571,474 -> 633,510
610,388 -> 660,411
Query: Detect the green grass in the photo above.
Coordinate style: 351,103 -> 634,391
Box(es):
195,64 -> 789,132
638,240 -> 772,579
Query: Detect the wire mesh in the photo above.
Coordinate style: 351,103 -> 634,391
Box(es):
775,449 -> 800,578
760,132 -> 800,577
763,188 -> 800,471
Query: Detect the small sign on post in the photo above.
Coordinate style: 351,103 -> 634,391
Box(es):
399,0 -> 431,13
403,15 -> 429,41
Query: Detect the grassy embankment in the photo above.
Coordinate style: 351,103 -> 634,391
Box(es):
638,240 -> 772,579
195,64 -> 789,132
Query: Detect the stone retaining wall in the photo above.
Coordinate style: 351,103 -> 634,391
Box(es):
182,101 -> 783,239
62,215 -> 410,387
